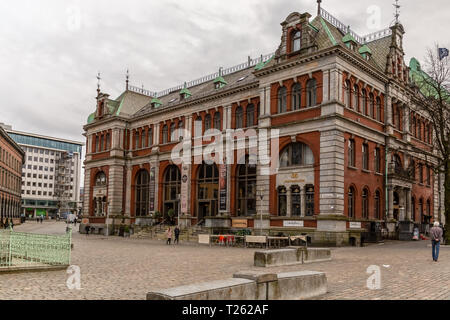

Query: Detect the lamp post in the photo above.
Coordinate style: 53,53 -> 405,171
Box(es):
259,187 -> 264,236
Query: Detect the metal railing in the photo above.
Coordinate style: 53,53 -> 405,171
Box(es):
320,7 -> 392,44
128,53 -> 275,99
0,227 -> 72,269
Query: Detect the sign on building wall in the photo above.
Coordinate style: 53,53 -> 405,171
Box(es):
283,220 -> 304,228
232,219 -> 248,228
149,167 -> 156,212
181,165 -> 189,215
219,164 -> 227,211
349,222 -> 362,229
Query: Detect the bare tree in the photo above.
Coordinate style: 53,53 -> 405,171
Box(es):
410,47 -> 450,243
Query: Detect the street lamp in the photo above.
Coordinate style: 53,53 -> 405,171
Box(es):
259,187 -> 264,236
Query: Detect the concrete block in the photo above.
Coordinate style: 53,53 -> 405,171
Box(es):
303,248 -> 332,264
269,271 -> 327,300
147,278 -> 257,300
254,249 -> 302,267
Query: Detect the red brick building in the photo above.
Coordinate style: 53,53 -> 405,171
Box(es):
82,5 -> 444,246
0,125 -> 25,226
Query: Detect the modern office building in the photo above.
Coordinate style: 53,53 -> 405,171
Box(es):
81,3 -> 444,245
2,125 -> 84,218
0,124 -> 25,226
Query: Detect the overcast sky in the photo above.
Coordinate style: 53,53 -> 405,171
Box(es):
0,0 -> 449,148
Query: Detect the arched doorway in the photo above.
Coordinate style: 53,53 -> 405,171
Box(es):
163,165 -> 181,218
236,157 -> 257,217
135,170 -> 150,217
393,191 -> 400,221
197,163 -> 219,220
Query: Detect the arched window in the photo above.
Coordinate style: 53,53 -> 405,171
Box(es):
412,197 -> 416,221
135,170 -> 150,217
394,155 -> 402,173
237,158 -> 257,216
279,142 -> 314,167
305,185 -> 315,216
411,116 -> 416,137
368,93 -> 374,117
418,163 -> 424,183
162,125 -> 168,144
361,90 -> 367,115
376,97 -> 381,121
163,165 -> 181,218
246,104 -> 255,127
374,190 -> 381,219
409,160 -> 416,180
427,199 -> 431,218
291,185 -> 301,216
235,106 -> 243,129
427,166 -> 431,186
419,198 -> 424,223
147,127 -> 153,147
170,123 -> 176,142
197,163 -> 219,219
214,112 -> 221,130
292,31 -> 301,52
306,79 -> 317,107
362,188 -> 369,219
348,139 -> 355,167
178,121 -> 184,141
348,187 -> 355,218
95,172 -> 107,187
344,80 -> 351,107
204,114 -> 212,132
277,86 -> 287,113
292,83 -> 301,110
353,85 -> 359,109
278,186 -> 287,216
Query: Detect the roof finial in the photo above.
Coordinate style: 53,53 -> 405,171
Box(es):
96,72 -> 101,96
394,0 -> 400,24
317,0 -> 322,16
126,69 -> 129,90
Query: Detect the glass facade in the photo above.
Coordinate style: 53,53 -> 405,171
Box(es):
8,133 -> 82,156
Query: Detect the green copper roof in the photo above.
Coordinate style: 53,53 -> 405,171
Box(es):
409,57 -> 450,102
180,87 -> 192,97
87,112 -> 95,124
342,32 -> 357,44
319,17 -> 337,46
213,76 -> 227,85
151,98 -> 163,107
359,45 -> 372,55
255,55 -> 274,71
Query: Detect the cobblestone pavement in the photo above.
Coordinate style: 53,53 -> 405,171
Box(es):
0,221 -> 449,300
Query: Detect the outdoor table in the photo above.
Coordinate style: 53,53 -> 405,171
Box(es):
267,236 -> 289,248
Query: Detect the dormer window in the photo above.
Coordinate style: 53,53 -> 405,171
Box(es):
180,82 -> 192,100
151,98 -> 162,109
358,45 -> 372,62
292,31 -> 301,52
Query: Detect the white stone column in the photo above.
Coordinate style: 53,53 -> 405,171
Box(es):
388,187 -> 394,220
406,188 -> 412,221
83,168 -> 91,216
124,164 -> 132,216
322,69 -> 330,103
286,188 -> 292,217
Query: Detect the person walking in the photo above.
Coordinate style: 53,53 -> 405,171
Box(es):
431,221 -> 443,262
174,226 -> 180,245
166,227 -> 172,245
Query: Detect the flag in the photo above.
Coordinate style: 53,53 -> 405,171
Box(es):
439,48 -> 449,60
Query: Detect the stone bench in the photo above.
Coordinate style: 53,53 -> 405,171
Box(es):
147,278 -> 257,300
147,271 -> 327,300
254,248 -> 331,267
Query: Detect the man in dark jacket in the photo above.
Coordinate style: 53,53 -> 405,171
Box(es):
431,222 -> 444,262
174,226 -> 180,245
